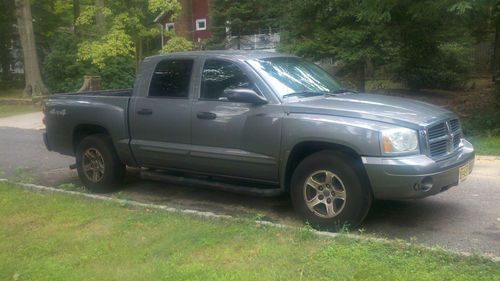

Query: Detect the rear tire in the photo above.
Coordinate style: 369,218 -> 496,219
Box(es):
290,150 -> 372,231
76,134 -> 125,193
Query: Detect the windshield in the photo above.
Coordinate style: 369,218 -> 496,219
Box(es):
247,57 -> 344,99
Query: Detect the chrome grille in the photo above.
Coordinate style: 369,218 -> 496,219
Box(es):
426,119 -> 461,158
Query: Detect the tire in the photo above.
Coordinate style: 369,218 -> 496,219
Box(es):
290,150 -> 372,231
76,134 -> 125,193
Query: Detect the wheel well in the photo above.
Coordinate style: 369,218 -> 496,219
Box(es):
284,141 -> 370,192
73,124 -> 109,152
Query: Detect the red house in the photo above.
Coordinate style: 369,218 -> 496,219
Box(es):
155,0 -> 211,47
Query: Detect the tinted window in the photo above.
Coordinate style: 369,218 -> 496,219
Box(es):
149,59 -> 193,98
201,60 -> 254,100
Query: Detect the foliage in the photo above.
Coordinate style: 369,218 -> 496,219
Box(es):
397,41 -> 473,90
1,184 -> 499,280
0,0 -> 16,79
279,0 -> 395,91
75,0 -> 180,69
44,33 -> 134,93
159,34 -> 193,54
391,0 -> 475,90
207,0 -> 281,49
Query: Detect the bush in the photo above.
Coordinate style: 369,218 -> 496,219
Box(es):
159,34 -> 193,54
397,42 -> 473,90
43,34 -> 135,93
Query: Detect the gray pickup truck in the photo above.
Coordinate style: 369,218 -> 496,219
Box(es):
44,50 -> 475,229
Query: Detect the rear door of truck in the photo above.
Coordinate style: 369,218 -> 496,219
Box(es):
128,56 -> 197,170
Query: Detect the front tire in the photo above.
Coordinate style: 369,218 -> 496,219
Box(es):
290,151 -> 372,231
76,134 -> 125,193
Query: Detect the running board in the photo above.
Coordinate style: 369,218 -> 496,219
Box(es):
140,170 -> 284,197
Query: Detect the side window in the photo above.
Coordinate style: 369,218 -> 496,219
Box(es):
149,59 -> 193,98
201,59 -> 254,100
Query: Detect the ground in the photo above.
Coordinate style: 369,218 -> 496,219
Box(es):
0,126 -> 499,258
1,183 -> 498,281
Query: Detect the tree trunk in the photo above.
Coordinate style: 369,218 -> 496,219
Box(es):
95,0 -> 105,27
15,0 -> 48,97
73,0 -> 80,33
493,8 -> 500,82
355,62 -> 366,92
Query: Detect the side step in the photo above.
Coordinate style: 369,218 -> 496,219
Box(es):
140,170 -> 285,197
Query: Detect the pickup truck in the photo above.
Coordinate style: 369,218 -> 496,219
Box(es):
44,50 -> 475,229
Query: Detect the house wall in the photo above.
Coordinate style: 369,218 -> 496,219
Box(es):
192,0 -> 210,42
160,0 -> 210,43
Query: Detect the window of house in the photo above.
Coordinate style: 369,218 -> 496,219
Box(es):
196,19 -> 207,31
165,23 -> 175,32
149,59 -> 194,98
200,60 -> 254,100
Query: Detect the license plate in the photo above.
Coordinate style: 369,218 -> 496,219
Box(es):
458,161 -> 472,183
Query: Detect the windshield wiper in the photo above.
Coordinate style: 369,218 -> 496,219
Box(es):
282,91 -> 326,99
329,89 -> 357,94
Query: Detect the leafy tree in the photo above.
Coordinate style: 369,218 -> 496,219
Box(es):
279,0 -> 394,91
0,0 -> 16,80
15,0 -> 49,97
208,0 -> 281,49
75,0 -> 181,70
389,0 -> 474,89
159,33 -> 193,54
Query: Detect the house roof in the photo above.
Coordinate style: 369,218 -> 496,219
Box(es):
154,11 -> 171,23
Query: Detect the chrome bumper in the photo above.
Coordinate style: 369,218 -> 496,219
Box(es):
362,139 -> 475,199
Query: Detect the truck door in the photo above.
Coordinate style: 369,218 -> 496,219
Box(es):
190,59 -> 284,182
129,58 -> 194,169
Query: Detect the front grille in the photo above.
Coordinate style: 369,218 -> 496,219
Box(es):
426,119 -> 461,158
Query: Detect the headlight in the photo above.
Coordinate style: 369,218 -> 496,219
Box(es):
381,128 -> 419,154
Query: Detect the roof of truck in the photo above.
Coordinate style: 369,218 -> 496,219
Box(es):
147,50 -> 297,61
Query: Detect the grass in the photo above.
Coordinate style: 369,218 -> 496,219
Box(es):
0,183 -> 498,281
0,104 -> 40,118
468,135 -> 500,156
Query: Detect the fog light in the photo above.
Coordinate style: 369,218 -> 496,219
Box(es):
413,177 -> 433,192
420,176 -> 433,191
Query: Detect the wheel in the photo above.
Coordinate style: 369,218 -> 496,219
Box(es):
290,150 -> 372,231
76,134 -> 125,193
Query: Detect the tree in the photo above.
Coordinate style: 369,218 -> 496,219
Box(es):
0,0 -> 16,80
159,33 -> 193,54
208,0 -> 281,49
76,0 -> 181,70
15,0 -> 49,97
280,0 -> 394,92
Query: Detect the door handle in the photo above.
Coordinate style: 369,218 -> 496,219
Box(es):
196,111 -> 217,120
137,108 -> 153,115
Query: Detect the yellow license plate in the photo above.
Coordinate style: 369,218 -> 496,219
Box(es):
458,161 -> 472,183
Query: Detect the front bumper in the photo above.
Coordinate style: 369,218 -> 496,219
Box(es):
362,139 -> 475,200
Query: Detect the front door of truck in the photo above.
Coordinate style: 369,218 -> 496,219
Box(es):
190,59 -> 284,182
129,58 -> 194,169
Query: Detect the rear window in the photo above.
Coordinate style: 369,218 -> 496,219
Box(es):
149,59 -> 193,98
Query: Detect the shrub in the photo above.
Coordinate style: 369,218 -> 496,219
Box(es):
159,34 -> 193,54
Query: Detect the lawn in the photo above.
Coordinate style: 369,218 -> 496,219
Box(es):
0,104 -> 40,118
468,135 -> 500,156
0,183 -> 498,281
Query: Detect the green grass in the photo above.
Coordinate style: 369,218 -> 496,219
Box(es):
0,88 -> 27,99
468,135 -> 500,155
0,104 -> 40,118
0,183 -> 498,281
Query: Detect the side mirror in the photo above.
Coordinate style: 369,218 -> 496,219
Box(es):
223,88 -> 268,105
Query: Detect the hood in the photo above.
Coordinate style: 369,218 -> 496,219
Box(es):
284,93 -> 455,128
